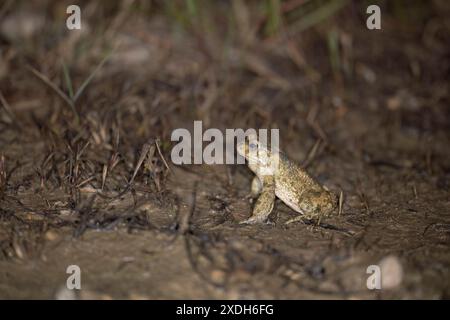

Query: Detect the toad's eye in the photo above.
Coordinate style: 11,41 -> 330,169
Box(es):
249,143 -> 257,149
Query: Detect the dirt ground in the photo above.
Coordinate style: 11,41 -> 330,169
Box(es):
0,1 -> 449,299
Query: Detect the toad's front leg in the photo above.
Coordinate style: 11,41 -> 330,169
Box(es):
251,176 -> 263,197
240,175 -> 275,224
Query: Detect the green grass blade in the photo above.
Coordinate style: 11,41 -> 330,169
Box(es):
62,60 -> 74,99
290,0 -> 348,34
73,51 -> 113,103
265,0 -> 281,36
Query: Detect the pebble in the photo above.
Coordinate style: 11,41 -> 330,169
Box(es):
379,255 -> 403,289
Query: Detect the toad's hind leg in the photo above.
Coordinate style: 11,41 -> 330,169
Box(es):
241,176 -> 275,224
285,209 -> 322,226
285,215 -> 305,225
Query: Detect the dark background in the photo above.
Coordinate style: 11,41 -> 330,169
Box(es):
0,0 -> 449,299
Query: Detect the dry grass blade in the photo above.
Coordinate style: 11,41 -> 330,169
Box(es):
77,141 -> 90,160
0,90 -> 16,123
155,138 -> 172,175
41,152 -> 54,169
242,51 -> 291,90
302,139 -> 322,168
76,176 -> 95,188
286,41 -> 321,82
27,65 -> 79,120
306,104 -> 328,142
101,164 -> 108,190
129,142 -> 153,185
338,190 -> 344,216
0,154 -> 6,196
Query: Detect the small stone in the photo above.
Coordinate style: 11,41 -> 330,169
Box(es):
210,269 -> 226,283
44,230 -> 58,241
379,255 -> 403,289
129,293 -> 150,300
80,289 -> 112,300
55,287 -> 77,300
